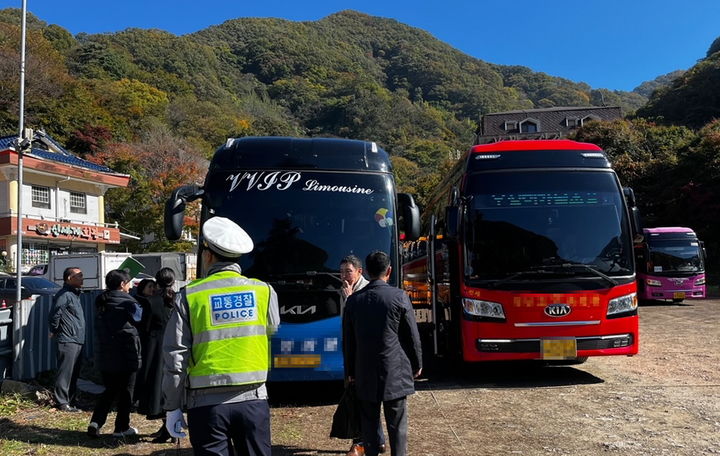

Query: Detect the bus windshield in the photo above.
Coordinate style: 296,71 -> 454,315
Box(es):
204,171 -> 396,280
647,239 -> 704,274
463,170 -> 633,283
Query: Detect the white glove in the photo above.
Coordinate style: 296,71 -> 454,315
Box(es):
166,408 -> 188,438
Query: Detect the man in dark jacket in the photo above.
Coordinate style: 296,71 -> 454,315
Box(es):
343,251 -> 422,456
48,267 -> 85,412
87,269 -> 143,438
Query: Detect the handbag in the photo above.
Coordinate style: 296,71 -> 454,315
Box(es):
329,382 -> 361,439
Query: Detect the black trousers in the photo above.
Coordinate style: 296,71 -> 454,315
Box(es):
353,415 -> 385,446
358,397 -> 408,456
54,342 -> 82,406
90,370 -> 136,433
188,399 -> 271,456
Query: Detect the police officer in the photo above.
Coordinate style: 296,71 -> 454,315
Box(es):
162,216 -> 280,456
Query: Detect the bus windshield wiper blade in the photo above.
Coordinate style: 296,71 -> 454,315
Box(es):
486,268 -> 573,288
543,263 -> 618,286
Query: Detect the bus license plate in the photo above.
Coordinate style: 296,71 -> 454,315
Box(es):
273,355 -> 321,368
673,292 -> 686,299
541,339 -> 577,360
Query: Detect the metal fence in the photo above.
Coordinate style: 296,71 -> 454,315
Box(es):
0,307 -> 11,378
5,290 -> 102,380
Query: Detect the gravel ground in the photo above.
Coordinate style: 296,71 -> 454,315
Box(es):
270,298 -> 720,456
1,299 -> 718,455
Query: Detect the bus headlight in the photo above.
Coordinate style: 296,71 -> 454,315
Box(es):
645,279 -> 662,287
695,277 -> 706,286
463,298 -> 505,320
607,293 -> 638,316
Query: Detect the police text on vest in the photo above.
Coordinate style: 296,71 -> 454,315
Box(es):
210,291 -> 258,325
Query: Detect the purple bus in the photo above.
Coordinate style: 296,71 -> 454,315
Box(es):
636,227 -> 706,303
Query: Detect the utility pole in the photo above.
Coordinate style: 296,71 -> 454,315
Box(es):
12,0 -> 29,380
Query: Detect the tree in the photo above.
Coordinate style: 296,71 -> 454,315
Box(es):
637,53 -> 720,128
707,35 -> 720,58
391,156 -> 421,195
571,118 -> 695,226
91,125 -> 208,252
669,120 -> 720,258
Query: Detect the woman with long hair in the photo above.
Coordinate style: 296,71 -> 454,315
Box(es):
136,267 -> 177,443
132,278 -> 156,405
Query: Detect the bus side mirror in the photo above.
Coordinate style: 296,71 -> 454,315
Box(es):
623,187 -> 643,243
164,185 -> 203,241
398,193 -> 421,241
700,241 -> 707,262
630,207 -> 643,243
623,187 -> 637,207
445,206 -> 459,239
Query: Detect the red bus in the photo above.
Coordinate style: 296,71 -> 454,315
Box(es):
403,140 -> 641,363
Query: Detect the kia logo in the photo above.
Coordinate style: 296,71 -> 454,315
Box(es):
544,303 -> 571,317
280,305 -> 317,315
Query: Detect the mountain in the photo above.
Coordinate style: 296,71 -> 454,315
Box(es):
632,70 -> 685,98
2,9 -> 719,257
636,51 -> 720,128
0,9 -> 648,154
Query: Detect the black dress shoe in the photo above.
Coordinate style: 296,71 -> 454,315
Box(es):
378,443 -> 386,454
151,425 -> 174,444
58,404 -> 80,412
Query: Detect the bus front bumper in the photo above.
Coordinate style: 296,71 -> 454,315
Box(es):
645,289 -> 705,300
476,333 -> 634,354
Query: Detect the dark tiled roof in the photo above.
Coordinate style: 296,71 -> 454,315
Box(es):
480,106 -> 622,138
0,135 -> 114,173
487,106 -> 621,115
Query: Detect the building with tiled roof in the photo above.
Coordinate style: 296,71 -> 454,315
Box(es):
0,132 -> 130,271
476,106 -> 622,144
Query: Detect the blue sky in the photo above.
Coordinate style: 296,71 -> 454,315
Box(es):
2,0 -> 719,91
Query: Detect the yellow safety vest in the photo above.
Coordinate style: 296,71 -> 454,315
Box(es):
185,270 -> 270,389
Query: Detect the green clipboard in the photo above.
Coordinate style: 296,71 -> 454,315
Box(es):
118,256 -> 145,279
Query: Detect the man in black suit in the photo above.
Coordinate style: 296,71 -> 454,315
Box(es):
343,251 -> 422,456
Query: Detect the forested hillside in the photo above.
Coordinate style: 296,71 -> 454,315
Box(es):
0,9 -> 648,151
0,8 -> 717,257
637,52 -> 720,128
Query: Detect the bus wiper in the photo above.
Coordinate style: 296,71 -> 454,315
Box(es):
486,268 -> 573,288
542,263 -> 618,287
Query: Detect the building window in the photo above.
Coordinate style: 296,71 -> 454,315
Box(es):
581,115 -> 601,126
566,117 -> 579,127
22,242 -> 49,268
31,186 -> 50,209
69,192 -> 87,214
520,119 -> 539,133
504,120 -> 518,131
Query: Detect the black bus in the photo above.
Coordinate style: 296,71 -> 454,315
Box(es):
165,137 -> 419,381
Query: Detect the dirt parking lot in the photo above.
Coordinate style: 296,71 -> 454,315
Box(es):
270,299 -> 720,456
1,299 -> 718,456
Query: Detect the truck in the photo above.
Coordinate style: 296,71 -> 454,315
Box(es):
46,252 -> 130,289
132,252 -> 197,288
402,139 -> 642,364
44,251 -> 196,290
